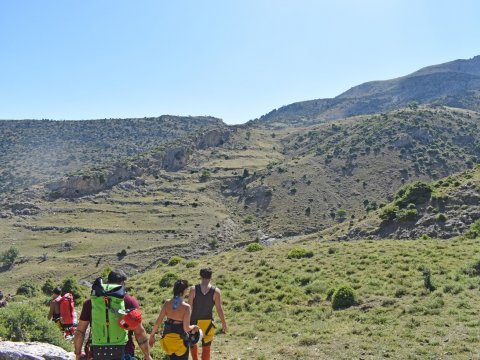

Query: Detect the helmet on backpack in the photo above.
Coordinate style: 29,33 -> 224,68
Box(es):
118,308 -> 142,330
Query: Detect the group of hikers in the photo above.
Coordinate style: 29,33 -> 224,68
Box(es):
47,267 -> 227,360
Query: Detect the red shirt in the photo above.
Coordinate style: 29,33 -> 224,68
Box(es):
80,294 -> 139,355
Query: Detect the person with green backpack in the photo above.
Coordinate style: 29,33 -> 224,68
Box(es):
73,270 -> 152,360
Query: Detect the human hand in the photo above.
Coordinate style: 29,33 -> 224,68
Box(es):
221,323 -> 228,333
148,334 -> 156,347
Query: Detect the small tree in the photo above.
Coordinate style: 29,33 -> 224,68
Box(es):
421,267 -> 436,292
41,278 -> 57,295
61,276 -> 86,301
332,286 -> 356,310
1,246 -> 19,268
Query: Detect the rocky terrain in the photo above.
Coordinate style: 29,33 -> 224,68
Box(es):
344,165 -> 480,241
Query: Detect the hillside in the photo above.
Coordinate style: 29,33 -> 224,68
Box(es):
343,164 -> 480,241
254,55 -> 480,127
0,115 -> 224,194
1,106 -> 480,293
236,107 -> 480,237
126,234 -> 480,358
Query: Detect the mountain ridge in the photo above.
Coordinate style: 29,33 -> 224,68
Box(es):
254,55 -> 480,126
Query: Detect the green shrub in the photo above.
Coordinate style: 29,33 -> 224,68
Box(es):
199,170 -> 211,182
421,267 -> 436,292
379,205 -> 399,221
394,181 -> 432,208
465,220 -> 480,239
246,243 -> 263,252
243,215 -> 254,224
16,282 -> 38,296
326,288 -> 336,301
185,260 -> 198,268
462,260 -> 480,277
159,272 -> 179,288
287,248 -> 314,259
61,276 -> 87,301
1,246 -> 19,268
168,256 -> 184,266
436,213 -> 447,222
0,302 -> 69,349
332,285 -> 356,310
396,208 -> 418,221
41,278 -> 57,295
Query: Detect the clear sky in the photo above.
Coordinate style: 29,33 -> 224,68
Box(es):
0,0 -> 479,124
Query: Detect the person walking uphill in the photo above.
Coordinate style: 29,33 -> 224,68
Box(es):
47,287 -> 62,326
73,269 -> 152,360
188,268 -> 227,360
149,279 -> 200,360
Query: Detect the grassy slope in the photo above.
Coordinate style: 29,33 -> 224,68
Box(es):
131,235 -> 480,359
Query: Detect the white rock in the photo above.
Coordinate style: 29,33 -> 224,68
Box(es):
0,341 -> 74,360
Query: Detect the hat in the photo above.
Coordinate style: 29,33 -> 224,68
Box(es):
108,269 -> 127,284
118,308 -> 142,330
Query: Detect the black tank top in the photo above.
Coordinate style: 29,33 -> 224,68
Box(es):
191,285 -> 215,323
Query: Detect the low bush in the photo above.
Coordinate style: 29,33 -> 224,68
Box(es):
168,256 -> 184,266
61,276 -> 87,301
332,285 -> 356,310
436,213 -> 447,222
246,243 -> 263,252
41,278 -> 57,295
394,181 -> 432,208
16,282 -> 38,296
0,302 -> 69,349
159,272 -> 179,288
465,220 -> 480,239
326,287 -> 336,301
287,248 -> 314,259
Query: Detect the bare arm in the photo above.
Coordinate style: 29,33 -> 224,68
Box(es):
182,304 -> 199,334
214,288 -> 227,333
149,303 -> 167,347
188,286 -> 195,308
73,320 -> 89,360
134,322 -> 152,360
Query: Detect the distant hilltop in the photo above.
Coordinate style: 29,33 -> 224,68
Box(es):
254,55 -> 480,126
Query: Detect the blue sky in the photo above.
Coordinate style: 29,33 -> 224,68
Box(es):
0,1 -> 479,124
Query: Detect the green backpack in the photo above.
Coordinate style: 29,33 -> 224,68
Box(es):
91,278 -> 128,346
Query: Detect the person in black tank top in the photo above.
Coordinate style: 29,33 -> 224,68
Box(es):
188,268 -> 227,360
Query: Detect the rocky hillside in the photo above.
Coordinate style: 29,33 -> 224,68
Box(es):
0,115 -> 224,193
344,164 -> 480,241
254,55 -> 480,127
234,106 -> 480,237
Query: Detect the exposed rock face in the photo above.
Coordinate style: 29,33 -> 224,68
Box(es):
46,164 -> 142,199
10,202 -> 40,216
43,128 -> 231,200
0,341 -> 74,360
243,186 -> 273,210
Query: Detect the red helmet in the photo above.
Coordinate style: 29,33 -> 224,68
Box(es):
118,309 -> 142,330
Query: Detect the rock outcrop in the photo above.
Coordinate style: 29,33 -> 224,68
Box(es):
44,128 -> 231,199
0,341 -> 74,360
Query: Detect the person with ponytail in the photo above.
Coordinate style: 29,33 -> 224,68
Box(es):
149,279 -> 199,360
